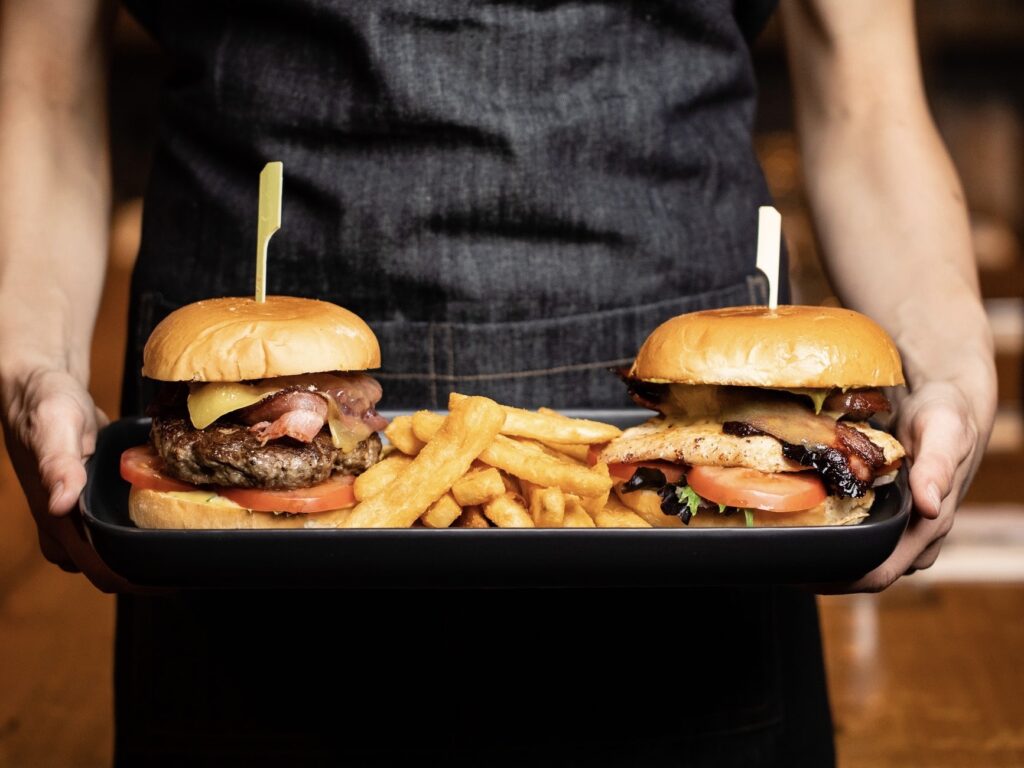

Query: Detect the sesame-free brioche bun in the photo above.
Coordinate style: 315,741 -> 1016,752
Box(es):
128,487 -> 353,529
142,296 -> 380,382
629,305 -> 904,388
613,485 -> 873,528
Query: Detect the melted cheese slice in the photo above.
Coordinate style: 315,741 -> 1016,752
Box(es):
187,373 -> 372,451
188,381 -> 282,429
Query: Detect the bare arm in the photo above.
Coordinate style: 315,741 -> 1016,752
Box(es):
0,0 -> 125,589
781,0 -> 997,590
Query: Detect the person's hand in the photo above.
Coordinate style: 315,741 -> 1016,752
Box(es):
1,361 -> 132,592
824,372 -> 996,594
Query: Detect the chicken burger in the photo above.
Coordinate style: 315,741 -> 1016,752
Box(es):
598,305 -> 907,528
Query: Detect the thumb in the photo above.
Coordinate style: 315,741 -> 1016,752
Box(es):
31,397 -> 91,517
905,404 -> 972,520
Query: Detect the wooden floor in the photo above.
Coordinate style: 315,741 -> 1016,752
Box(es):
1,223 -> 1022,766
822,586 -> 1024,768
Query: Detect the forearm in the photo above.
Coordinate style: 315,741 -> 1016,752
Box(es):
0,0 -> 112,385
783,1 -> 994,402
800,109 -> 992,389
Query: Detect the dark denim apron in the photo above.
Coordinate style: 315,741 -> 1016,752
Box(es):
116,2 -> 834,765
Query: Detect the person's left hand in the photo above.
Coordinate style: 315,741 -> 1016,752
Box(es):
821,372 -> 996,593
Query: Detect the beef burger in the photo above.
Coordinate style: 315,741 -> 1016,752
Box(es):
120,296 -> 387,528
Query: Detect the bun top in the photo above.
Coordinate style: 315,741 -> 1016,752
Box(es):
142,296 -> 381,382
630,305 -> 905,388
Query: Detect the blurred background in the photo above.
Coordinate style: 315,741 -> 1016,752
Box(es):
1,3 -> 1022,766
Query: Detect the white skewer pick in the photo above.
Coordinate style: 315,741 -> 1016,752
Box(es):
255,161 -> 283,304
756,205 -> 781,311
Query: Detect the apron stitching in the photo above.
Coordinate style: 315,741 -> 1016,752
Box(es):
444,322 -> 455,381
375,357 -> 635,382
364,279 -> 757,332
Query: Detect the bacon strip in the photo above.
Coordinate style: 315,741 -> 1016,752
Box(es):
823,388 -> 891,420
234,375 -> 387,446
235,389 -> 329,427
721,399 -> 888,498
250,409 -> 328,446
320,373 -> 389,433
612,368 -> 668,412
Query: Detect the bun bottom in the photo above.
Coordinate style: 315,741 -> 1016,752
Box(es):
128,487 -> 353,530
613,486 -> 873,528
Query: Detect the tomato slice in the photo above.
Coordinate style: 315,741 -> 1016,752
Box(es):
120,445 -> 197,493
121,444 -> 357,514
219,474 -> 356,514
686,466 -> 826,513
586,443 -> 685,484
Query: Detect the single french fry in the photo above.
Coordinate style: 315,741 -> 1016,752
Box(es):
449,392 -> 620,444
411,410 -> 446,443
413,413 -> 612,498
385,415 -> 426,456
579,462 -> 611,516
343,397 -> 505,528
531,487 -> 565,528
546,443 -> 591,464
591,496 -> 652,528
452,467 -> 505,507
420,492 -> 462,529
521,438 -> 586,466
563,495 -> 596,528
486,437 -> 612,497
455,505 -> 490,528
353,453 -> 414,501
483,493 -> 535,528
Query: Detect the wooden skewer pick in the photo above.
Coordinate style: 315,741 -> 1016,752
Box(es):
255,161 -> 283,304
756,205 -> 781,311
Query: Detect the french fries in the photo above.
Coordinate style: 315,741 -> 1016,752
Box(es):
546,443 -> 591,464
384,415 -> 425,456
412,412 -> 612,499
590,496 -> 652,528
530,486 -> 565,528
484,436 -> 612,497
452,467 -> 505,507
563,495 -> 596,528
354,453 -> 414,501
347,392 -> 650,529
455,505 -> 490,528
421,492 -> 462,529
343,396 -> 505,528
579,462 -> 611,517
449,392 -> 621,444
483,493 -> 535,528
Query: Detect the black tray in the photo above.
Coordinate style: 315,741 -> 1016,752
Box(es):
81,412 -> 911,589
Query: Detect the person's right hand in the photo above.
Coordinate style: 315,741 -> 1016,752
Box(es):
1,362 -> 131,592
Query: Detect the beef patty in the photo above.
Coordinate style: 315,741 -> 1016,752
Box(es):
151,417 -> 382,490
